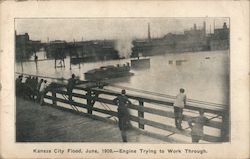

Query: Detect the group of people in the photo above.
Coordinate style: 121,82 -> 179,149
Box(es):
114,88 -> 208,143
16,73 -> 78,106
16,73 -> 208,143
16,75 -> 48,105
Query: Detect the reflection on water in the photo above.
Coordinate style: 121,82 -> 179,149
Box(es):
16,50 -> 229,105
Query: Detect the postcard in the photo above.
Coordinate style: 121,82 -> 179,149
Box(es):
0,1 -> 249,158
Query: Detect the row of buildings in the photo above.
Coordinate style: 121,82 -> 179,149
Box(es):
15,32 -> 43,61
15,33 -> 119,62
131,22 -> 229,57
44,40 -> 119,62
15,21 -> 229,61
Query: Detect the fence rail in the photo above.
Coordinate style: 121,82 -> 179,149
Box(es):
44,83 -> 229,143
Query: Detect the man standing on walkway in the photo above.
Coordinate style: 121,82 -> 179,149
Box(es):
188,109 -> 208,143
67,74 -> 76,101
173,88 -> 186,130
113,89 -> 132,142
16,75 -> 23,96
39,80 -> 48,105
36,79 -> 44,102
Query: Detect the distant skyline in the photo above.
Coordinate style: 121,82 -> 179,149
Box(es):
15,18 -> 229,42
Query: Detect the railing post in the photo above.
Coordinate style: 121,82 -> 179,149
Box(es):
221,110 -> 229,142
87,90 -> 93,114
52,90 -> 57,106
138,99 -> 144,129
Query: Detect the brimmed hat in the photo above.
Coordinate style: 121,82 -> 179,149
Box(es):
121,89 -> 126,94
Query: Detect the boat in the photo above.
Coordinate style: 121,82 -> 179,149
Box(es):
84,63 -> 134,81
131,56 -> 150,69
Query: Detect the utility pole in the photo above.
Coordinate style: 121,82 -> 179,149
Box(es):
21,54 -> 24,73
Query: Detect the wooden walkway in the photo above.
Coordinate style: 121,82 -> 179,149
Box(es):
16,97 -> 167,143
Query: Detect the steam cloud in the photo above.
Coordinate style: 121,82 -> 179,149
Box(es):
114,38 -> 133,58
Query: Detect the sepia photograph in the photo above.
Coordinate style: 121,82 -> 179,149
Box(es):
1,1 -> 249,158
15,17 -> 230,144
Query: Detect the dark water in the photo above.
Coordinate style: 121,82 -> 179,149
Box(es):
16,50 -> 229,142
16,49 -> 229,105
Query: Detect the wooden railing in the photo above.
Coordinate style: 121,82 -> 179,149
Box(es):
44,83 -> 229,143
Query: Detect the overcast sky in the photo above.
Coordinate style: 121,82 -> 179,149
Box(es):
15,18 -> 229,42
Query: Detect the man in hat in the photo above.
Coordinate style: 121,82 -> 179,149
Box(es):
67,74 -> 76,101
113,89 -> 131,142
173,88 -> 186,130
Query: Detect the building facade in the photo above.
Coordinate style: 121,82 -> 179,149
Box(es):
131,22 -> 229,57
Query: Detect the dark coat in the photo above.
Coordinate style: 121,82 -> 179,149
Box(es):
67,78 -> 76,92
113,95 -> 131,130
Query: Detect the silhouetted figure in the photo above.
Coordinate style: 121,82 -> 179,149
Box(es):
34,55 -> 38,61
67,74 -> 76,101
36,79 -> 43,102
30,77 -> 37,100
173,88 -> 186,130
16,75 -> 23,96
188,110 -> 208,143
34,77 -> 38,92
39,80 -> 48,105
24,76 -> 33,99
113,89 -> 131,142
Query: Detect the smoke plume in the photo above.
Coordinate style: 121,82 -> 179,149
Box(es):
114,38 -> 133,58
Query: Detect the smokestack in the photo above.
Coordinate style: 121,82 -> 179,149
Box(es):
213,19 -> 215,31
203,21 -> 206,36
148,23 -> 151,41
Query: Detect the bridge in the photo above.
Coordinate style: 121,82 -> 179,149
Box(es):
16,77 -> 229,143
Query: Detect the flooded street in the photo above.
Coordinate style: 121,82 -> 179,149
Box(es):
16,50 -> 229,141
16,50 -> 229,105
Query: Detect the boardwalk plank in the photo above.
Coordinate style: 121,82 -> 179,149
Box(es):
16,97 -> 173,143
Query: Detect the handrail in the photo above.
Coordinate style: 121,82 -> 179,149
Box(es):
44,85 -> 229,143
15,72 -> 227,108
88,88 -> 226,115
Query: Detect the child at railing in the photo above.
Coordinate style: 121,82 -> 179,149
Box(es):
188,109 -> 209,143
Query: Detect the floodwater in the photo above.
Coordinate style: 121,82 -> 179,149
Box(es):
16,49 -> 229,105
16,50 -> 229,142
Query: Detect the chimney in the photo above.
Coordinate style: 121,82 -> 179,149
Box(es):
203,21 -> 206,35
148,23 -> 151,41
194,24 -> 197,30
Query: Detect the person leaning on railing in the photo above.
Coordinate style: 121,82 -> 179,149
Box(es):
113,89 -> 132,142
15,75 -> 23,96
173,88 -> 186,130
39,80 -> 48,106
67,74 -> 76,101
36,79 -> 44,102
188,109 -> 209,143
